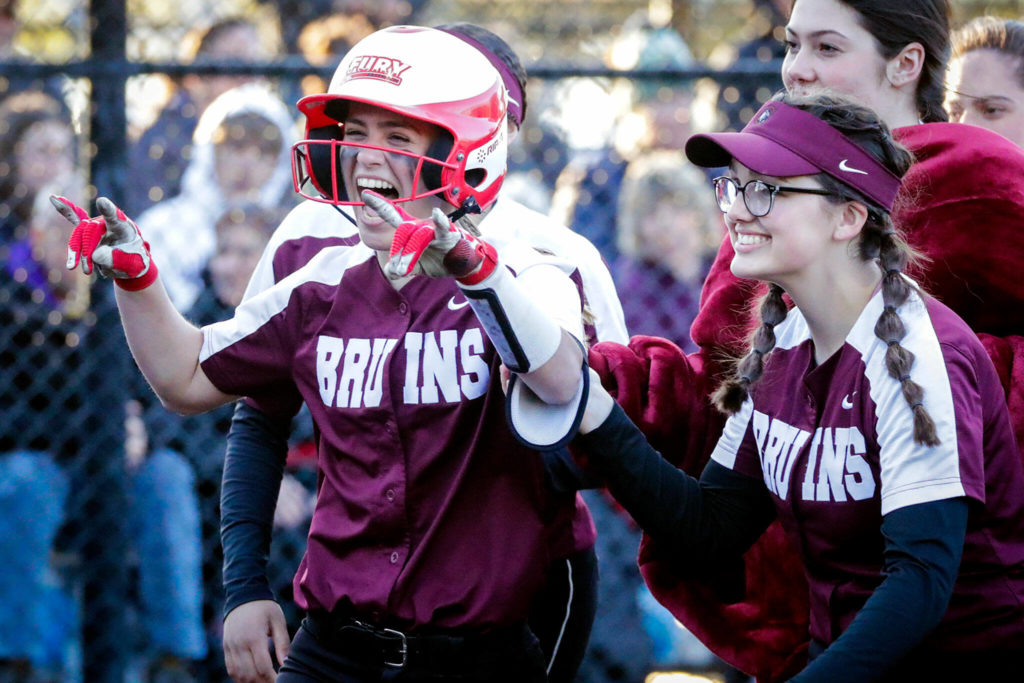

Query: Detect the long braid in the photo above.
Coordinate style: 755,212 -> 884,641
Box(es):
873,224 -> 940,445
713,284 -> 788,413
710,90 -> 940,447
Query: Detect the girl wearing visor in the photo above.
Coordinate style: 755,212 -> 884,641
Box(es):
53,25 -> 590,683
572,91 -> 1024,681
588,1 -> 1024,678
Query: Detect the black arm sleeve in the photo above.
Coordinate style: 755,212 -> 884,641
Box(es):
790,498 -> 968,682
574,403 -> 776,578
220,400 -> 292,618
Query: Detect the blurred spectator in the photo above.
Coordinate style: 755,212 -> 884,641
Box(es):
715,0 -> 790,132
295,11 -> 377,99
946,16 -> 1024,148
0,0 -> 71,106
506,110 -> 573,202
0,91 -> 77,241
550,14 -> 696,264
3,96 -> 134,679
0,0 -> 12,53
126,17 -> 274,217
0,186 -> 87,682
123,399 -> 207,682
142,204 -> 311,681
267,0 -> 430,56
206,205 -> 288,313
138,82 -> 298,313
613,151 -> 723,351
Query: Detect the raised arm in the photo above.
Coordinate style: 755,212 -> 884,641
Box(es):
54,195 -> 233,414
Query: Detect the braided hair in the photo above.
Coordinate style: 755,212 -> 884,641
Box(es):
712,91 -> 941,446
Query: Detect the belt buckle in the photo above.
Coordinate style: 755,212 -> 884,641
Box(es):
353,619 -> 408,668
379,626 -> 408,668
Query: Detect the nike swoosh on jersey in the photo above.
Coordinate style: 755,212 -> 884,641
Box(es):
838,159 -> 868,175
447,296 -> 470,310
841,393 -> 855,409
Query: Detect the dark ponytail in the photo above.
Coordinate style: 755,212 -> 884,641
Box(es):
834,0 -> 951,122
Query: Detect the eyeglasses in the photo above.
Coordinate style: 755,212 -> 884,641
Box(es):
712,176 -> 834,217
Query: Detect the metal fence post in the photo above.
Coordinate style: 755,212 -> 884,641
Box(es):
80,2 -> 132,681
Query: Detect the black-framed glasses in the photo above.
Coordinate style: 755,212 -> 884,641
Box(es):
712,176 -> 834,217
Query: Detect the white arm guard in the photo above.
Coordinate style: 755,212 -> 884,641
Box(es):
459,265 -> 563,374
506,352 -> 589,450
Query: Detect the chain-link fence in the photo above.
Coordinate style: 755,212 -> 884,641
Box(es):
1,0 -> 1019,681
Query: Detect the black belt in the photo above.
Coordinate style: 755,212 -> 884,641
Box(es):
304,611 -> 530,671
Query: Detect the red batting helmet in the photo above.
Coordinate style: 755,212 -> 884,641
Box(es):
292,25 -> 509,212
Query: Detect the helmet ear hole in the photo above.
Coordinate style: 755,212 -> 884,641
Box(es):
307,125 -> 347,201
464,169 -> 486,187
420,130 -> 454,191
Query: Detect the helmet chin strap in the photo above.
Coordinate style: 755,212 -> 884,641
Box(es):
331,204 -> 358,227
447,196 -> 482,223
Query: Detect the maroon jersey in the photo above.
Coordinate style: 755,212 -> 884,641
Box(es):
245,201 -> 599,557
200,239 -> 585,629
711,286 -> 1024,651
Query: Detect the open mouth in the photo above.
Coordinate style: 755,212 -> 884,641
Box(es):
357,178 -> 399,201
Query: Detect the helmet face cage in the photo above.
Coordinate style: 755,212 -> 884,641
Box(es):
292,136 -> 458,205
291,26 -> 509,212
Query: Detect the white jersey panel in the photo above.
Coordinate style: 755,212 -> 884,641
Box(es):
848,287 -> 964,515
710,399 -> 756,470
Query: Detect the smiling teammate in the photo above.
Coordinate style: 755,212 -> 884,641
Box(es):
56,25 -> 590,683
575,91 -> 1024,681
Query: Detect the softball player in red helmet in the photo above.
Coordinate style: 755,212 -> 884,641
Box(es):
56,25 -> 591,682
574,91 -> 1024,681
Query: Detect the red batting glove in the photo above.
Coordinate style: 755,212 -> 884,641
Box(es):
52,195 -> 158,291
362,190 -> 497,285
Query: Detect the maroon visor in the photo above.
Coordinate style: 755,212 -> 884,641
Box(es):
685,101 -> 902,211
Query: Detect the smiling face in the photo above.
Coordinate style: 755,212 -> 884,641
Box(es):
783,0 -> 894,119
723,163 -> 844,290
946,49 -> 1024,148
340,101 -> 451,252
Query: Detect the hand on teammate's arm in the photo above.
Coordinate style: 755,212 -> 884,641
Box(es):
53,195 -> 234,414
579,368 -> 615,434
223,599 -> 290,683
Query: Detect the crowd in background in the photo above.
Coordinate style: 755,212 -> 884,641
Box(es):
3,0 -> 1024,680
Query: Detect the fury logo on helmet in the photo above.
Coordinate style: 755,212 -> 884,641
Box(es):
346,55 -> 413,85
